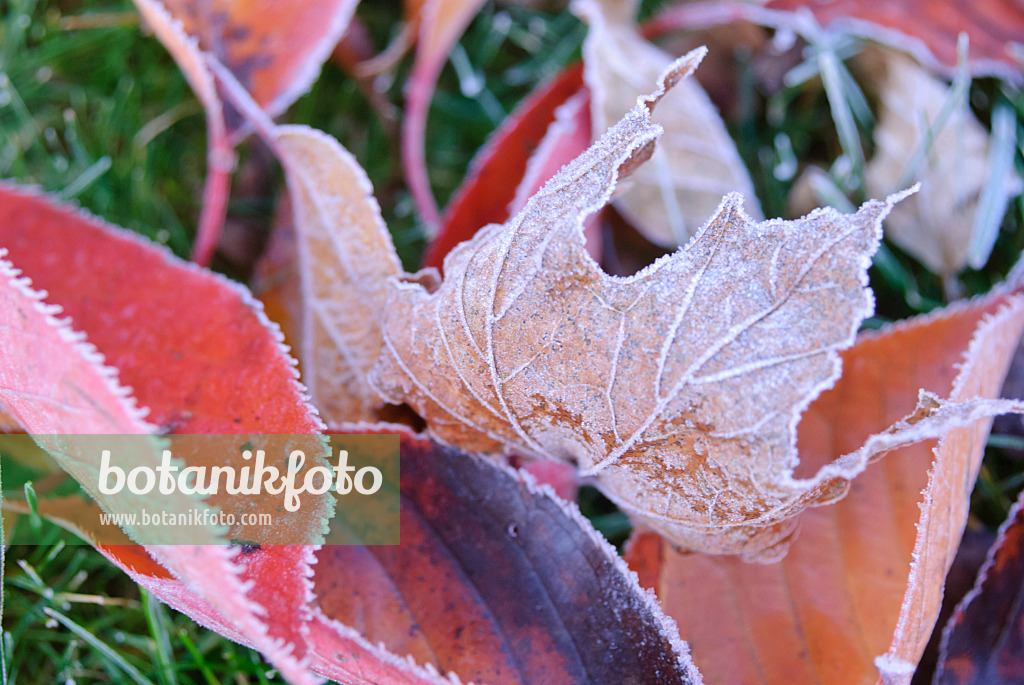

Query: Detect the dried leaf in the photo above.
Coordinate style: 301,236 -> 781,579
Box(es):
936,489 -> 1024,685
371,52 -> 921,560
625,285 -> 1024,684
423,64 -> 586,272
865,51 -> 1022,276
575,0 -> 761,247
272,126 -> 403,423
403,0 -> 488,232
764,0 -> 1024,83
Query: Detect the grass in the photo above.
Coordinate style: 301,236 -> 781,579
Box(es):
2,0 -> 1024,682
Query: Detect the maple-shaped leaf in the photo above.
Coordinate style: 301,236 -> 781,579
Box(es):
575,0 -> 761,246
372,50 -> 886,560
373,50 -> 1024,561
626,283 -> 1024,684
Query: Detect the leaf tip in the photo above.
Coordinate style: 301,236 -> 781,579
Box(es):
641,46 -> 708,114
886,183 -> 921,207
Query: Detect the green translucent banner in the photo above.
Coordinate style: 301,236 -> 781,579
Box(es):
0,433 -> 399,546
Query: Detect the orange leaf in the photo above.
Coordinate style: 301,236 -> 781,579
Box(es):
625,285 -> 1024,684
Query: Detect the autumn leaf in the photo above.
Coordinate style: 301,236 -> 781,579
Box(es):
626,284 -> 1024,683
936,488 -> 1024,685
865,50 -> 1022,277
764,0 -> 1024,83
0,183 -> 330,685
575,0 -> 761,246
210,57 -> 404,424
156,0 -> 358,134
10,432 -> 704,684
308,427 -> 700,685
0,182 -> 701,684
131,0 -> 358,264
373,50 -> 897,560
403,0 -> 488,232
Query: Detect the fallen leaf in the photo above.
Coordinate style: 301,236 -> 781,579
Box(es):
575,0 -> 761,247
865,50 -> 1022,276
155,0 -> 358,137
0,182 -> 702,684
371,51 -> 924,561
625,284 -> 1024,684
273,126 -> 403,423
132,0 -> 358,264
764,0 -> 1024,84
309,427 -> 701,685
212,59 -> 405,424
17,428 -> 703,685
0,183 -> 329,685
935,488 -> 1024,685
423,64 -> 587,272
403,0 -> 488,233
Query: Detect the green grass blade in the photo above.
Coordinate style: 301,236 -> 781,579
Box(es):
41,606 -> 158,685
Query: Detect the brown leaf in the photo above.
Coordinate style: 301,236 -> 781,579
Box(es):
576,0 -> 761,246
936,489 -> 1024,685
624,285 -> 1024,684
370,51 -> 918,561
864,50 -> 1022,276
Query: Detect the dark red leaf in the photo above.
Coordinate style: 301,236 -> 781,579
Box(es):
936,489 -> 1024,684
310,428 -> 700,685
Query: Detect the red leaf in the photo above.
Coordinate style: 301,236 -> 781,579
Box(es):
309,427 -> 700,685
0,183 -> 326,685
764,0 -> 1024,82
